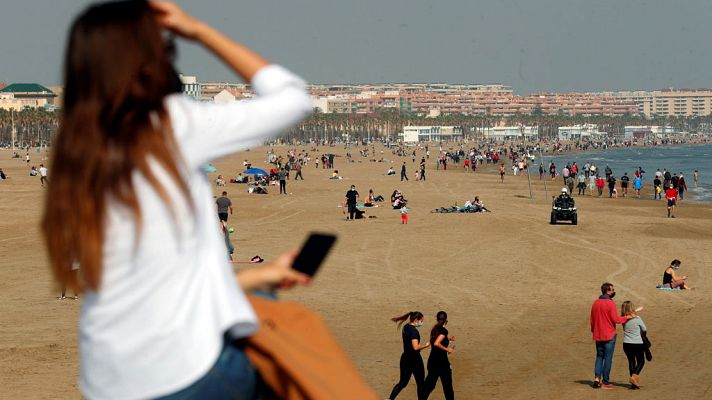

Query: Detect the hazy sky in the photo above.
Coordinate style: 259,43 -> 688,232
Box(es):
1,0 -> 711,94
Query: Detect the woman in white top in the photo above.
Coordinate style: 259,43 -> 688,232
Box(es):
41,1 -> 312,399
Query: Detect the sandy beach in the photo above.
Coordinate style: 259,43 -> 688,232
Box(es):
1,144 -> 711,399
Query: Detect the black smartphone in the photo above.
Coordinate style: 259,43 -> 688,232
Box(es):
292,233 -> 337,277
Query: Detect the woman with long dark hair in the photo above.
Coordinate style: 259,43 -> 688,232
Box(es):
42,1 -> 312,398
388,311 -> 430,399
422,311 -> 455,400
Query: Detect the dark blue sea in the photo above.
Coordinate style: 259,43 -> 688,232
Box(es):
544,143 -> 712,202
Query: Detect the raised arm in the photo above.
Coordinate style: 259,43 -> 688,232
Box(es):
151,1 -> 268,81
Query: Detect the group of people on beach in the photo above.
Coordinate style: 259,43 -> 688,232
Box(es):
545,160 -> 701,217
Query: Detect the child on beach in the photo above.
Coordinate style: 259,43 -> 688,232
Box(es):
400,206 -> 409,224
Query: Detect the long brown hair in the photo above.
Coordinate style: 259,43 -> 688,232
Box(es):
391,311 -> 423,329
42,0 -> 189,291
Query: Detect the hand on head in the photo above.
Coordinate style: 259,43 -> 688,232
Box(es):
149,1 -> 203,39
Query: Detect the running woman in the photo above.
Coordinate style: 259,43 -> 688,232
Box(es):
388,311 -> 429,399
422,311 -> 455,400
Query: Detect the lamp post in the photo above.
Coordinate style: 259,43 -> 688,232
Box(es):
11,109 -> 16,151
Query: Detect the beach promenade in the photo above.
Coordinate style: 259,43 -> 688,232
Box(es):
1,145 -> 711,399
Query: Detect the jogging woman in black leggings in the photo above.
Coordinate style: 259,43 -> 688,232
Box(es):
423,311 -> 455,400
388,311 -> 429,399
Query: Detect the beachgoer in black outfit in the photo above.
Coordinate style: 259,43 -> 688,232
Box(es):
345,185 -> 359,220
277,167 -> 287,194
607,175 -> 616,198
388,311 -> 429,400
422,311 -> 455,400
401,162 -> 408,181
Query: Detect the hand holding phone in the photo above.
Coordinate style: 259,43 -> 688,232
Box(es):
292,233 -> 337,277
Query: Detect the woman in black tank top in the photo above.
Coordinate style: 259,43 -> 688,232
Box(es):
662,259 -> 689,289
388,311 -> 430,399
422,311 -> 455,400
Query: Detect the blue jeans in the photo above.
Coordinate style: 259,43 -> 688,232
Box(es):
594,335 -> 617,384
156,339 -> 258,400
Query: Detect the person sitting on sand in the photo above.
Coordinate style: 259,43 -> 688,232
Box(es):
364,189 -> 384,207
392,190 -> 407,209
215,174 -> 226,187
330,170 -> 343,179
659,259 -> 690,289
473,196 -> 491,212
233,173 -> 248,183
386,166 -> 396,175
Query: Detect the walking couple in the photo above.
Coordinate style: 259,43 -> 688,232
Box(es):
590,282 -> 651,390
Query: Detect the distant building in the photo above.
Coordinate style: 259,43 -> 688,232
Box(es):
624,125 -> 674,139
612,89 -> 712,117
179,74 -> 201,99
0,83 -> 57,110
401,126 -> 463,142
476,126 -> 538,141
212,89 -> 236,103
558,124 -> 607,141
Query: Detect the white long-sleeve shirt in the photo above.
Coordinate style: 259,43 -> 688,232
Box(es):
79,65 -> 312,400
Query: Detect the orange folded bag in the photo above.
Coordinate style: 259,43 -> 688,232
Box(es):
244,296 -> 378,400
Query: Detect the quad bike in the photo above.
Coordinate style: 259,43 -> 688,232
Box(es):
550,195 -> 577,225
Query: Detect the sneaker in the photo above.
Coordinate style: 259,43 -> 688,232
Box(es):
250,256 -> 264,263
592,378 -> 601,388
601,383 -> 614,390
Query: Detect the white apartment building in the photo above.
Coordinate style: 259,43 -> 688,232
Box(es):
179,74 -> 201,99
475,126 -> 538,141
401,126 -> 463,142
557,124 -> 607,141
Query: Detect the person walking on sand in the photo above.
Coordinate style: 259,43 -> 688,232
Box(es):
216,191 -> 233,222
589,173 -> 596,195
41,2 -> 313,398
39,163 -> 49,187
277,167 -> 287,194
665,184 -> 678,218
633,174 -> 643,199
595,175 -> 605,197
401,161 -> 409,181
621,301 -> 648,390
678,173 -> 688,200
422,311 -> 455,400
590,282 -> 634,389
388,311 -> 429,400
499,163 -> 505,183
620,172 -> 629,197
400,205 -> 409,224
294,160 -> 303,180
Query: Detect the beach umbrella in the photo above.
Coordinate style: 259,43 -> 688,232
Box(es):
243,167 -> 269,176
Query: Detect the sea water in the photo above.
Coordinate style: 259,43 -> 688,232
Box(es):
543,143 -> 712,202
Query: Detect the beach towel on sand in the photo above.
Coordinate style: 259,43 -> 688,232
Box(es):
655,286 -> 681,291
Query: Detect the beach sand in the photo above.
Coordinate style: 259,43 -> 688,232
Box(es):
1,145 -> 711,399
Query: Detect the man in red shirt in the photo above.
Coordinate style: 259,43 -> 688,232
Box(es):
665,184 -> 678,218
590,282 -> 631,389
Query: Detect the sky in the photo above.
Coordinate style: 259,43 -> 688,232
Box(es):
1,0 -> 712,94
